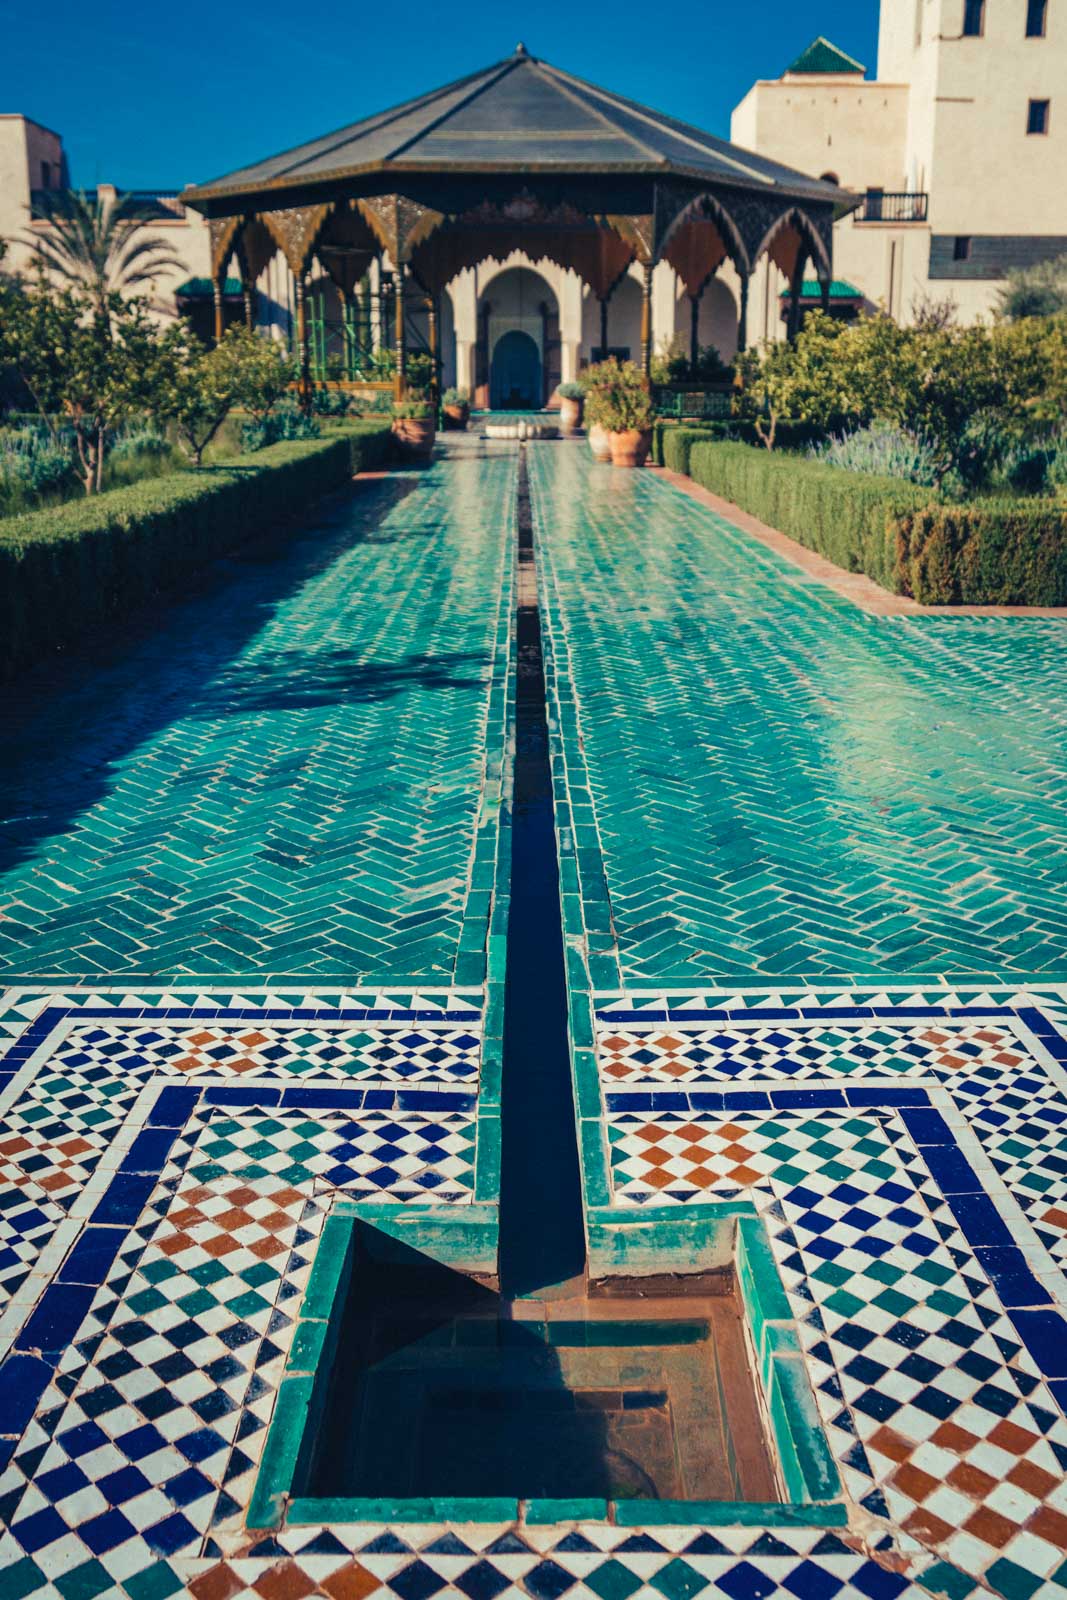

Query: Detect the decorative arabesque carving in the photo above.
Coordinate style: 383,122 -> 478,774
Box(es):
208,216 -> 243,281
261,204 -> 333,275
357,195 -> 446,263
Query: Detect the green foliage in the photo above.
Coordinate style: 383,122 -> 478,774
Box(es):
391,400 -> 434,419
686,440 -> 1067,604
812,424 -> 943,487
215,326 -> 294,424
19,188 -> 186,317
442,387 -> 469,407
557,382 -> 585,401
651,333 -> 733,386
584,359 -> 654,432
738,310 -> 1066,463
0,279 -> 180,493
687,440 -> 927,593
311,386 -> 357,417
241,397 -> 320,452
897,501 -> 1067,604
0,426 -> 76,513
0,422 -> 393,675
996,255 -> 1067,321
404,353 -> 435,399
660,426 -> 719,476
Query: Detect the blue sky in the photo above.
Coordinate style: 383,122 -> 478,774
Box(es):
2,0 -> 879,190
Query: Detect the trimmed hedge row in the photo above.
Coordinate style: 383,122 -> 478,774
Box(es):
897,501 -> 1067,606
681,441 -> 1067,604
652,417 -> 849,469
0,421 -> 392,676
687,440 -> 925,594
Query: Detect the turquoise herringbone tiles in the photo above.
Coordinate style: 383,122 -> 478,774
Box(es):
0,452 -> 515,982
529,444 -> 1067,986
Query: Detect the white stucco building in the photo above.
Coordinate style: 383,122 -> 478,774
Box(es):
731,0 -> 1066,330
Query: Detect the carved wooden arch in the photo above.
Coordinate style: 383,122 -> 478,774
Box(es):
233,216 -> 281,286
356,195 -> 446,266
208,216 -> 244,281
312,203 -> 380,296
261,203 -> 334,276
753,206 -> 832,283
657,192 -> 750,280
410,221 -> 635,299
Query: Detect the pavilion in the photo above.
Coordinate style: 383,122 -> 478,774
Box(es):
183,46 -> 856,399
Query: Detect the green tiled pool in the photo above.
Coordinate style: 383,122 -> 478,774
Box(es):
0,452 -> 515,984
529,443 -> 1067,986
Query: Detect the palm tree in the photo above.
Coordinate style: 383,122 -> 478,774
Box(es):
21,188 -> 187,316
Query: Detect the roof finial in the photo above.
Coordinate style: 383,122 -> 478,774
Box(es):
514,41 -> 528,55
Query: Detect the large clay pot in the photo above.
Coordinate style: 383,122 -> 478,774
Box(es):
443,403 -> 469,431
610,428 -> 652,469
392,417 -> 436,460
559,395 -> 583,436
588,422 -> 612,462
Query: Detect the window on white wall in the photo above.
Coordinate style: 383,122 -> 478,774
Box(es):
1026,0 -> 1048,37
962,0 -> 985,36
1027,98 -> 1051,134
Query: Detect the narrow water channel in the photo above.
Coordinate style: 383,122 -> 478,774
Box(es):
498,445 -> 586,1298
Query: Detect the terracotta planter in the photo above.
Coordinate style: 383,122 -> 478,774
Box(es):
609,428 -> 652,468
587,422 -> 612,462
392,416 -> 436,459
559,395 -> 583,436
443,404 -> 469,431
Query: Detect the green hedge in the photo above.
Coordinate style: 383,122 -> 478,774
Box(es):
682,441 -> 1067,604
0,421 -> 392,676
653,416 -> 850,468
687,441 -> 927,594
897,501 -> 1067,606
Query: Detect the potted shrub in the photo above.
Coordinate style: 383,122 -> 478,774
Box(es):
582,360 -> 618,462
557,381 -> 585,436
599,361 -> 655,468
392,399 -> 436,459
442,387 -> 470,430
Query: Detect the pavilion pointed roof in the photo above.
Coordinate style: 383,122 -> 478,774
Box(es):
184,45 -> 846,209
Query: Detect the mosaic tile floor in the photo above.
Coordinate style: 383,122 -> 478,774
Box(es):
0,451 -> 514,984
528,444 -> 1067,988
581,989 -> 1067,1600
1,443 -> 1066,1600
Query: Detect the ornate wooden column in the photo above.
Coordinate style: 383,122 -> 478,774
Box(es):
212,278 -> 224,345
819,275 -> 832,316
738,274 -> 750,354
393,264 -> 407,400
787,252 -> 809,342
689,293 -> 701,366
640,262 -> 654,378
337,286 -> 350,379
428,293 -> 439,394
599,296 -> 609,360
242,284 -> 255,330
294,274 -> 311,411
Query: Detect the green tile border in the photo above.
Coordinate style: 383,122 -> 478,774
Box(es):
251,1205 -> 844,1530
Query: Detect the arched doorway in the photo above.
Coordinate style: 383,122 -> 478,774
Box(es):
476,264 -> 560,410
491,329 -> 541,409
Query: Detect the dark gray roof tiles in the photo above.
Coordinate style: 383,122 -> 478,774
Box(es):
185,48 -> 843,205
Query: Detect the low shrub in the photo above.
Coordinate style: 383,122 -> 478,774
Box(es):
812,424 -> 943,488
0,421 -> 392,676
687,441 -> 927,592
660,426 -> 719,477
241,398 -> 321,451
896,501 -> 1067,605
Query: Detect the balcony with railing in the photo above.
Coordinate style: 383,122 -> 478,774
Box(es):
854,191 -> 929,224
